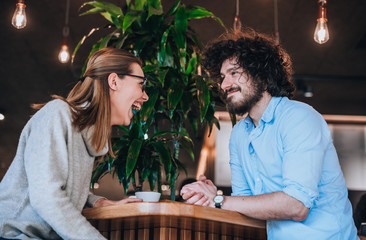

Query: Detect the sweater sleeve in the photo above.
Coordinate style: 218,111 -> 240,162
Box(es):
85,193 -> 106,208
23,101 -> 106,240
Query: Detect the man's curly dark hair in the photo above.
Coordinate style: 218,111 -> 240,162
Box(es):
203,29 -> 295,98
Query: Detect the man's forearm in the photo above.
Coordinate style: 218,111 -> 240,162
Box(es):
222,191 -> 309,221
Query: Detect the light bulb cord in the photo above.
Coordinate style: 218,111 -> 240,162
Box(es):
62,0 -> 70,37
274,0 -> 280,43
64,0 -> 70,26
235,0 -> 239,16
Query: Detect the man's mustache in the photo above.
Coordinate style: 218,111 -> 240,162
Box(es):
224,87 -> 241,99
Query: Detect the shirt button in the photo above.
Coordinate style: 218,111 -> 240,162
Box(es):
256,178 -> 260,182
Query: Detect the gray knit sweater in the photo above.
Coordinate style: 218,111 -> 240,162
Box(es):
0,99 -> 107,240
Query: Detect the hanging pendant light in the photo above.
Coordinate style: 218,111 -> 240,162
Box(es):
58,0 -> 71,63
12,0 -> 27,29
314,0 -> 329,44
58,27 -> 70,63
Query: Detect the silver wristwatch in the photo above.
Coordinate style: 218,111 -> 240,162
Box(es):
213,190 -> 224,208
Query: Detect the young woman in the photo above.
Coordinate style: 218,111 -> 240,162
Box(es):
0,48 -> 149,239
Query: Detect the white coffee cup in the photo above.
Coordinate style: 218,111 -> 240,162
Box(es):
134,191 -> 161,202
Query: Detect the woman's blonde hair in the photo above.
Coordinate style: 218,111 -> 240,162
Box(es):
34,48 -> 142,156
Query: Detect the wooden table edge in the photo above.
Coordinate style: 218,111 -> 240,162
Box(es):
82,200 -> 266,229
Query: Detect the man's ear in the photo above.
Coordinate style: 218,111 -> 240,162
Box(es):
108,73 -> 118,90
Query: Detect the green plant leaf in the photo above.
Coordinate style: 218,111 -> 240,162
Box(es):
230,112 -> 237,127
167,84 -> 184,113
213,115 -> 220,130
151,142 -> 172,179
171,28 -> 185,53
185,52 -> 197,75
80,42 -> 102,74
147,0 -> 163,20
204,103 -> 217,137
143,65 -> 157,72
72,27 -> 100,64
129,121 -> 143,139
126,0 -> 131,8
165,43 -> 174,67
186,6 -> 225,28
171,28 -> 186,71
117,125 -> 129,134
157,68 -> 169,86
91,161 -> 107,183
150,130 -> 192,144
100,12 -> 114,23
148,159 -> 160,190
133,36 -> 149,55
115,33 -> 128,49
79,6 -> 105,16
195,76 -> 210,122
158,27 -> 171,66
180,91 -> 192,115
166,0 -> 180,16
99,29 -> 117,48
135,0 -> 146,10
186,8 -> 213,20
80,1 -> 123,16
140,154 -> 151,182
169,163 -> 178,198
123,11 -> 141,33
126,139 -> 143,178
139,87 -> 159,122
180,140 -> 194,161
174,6 -> 187,33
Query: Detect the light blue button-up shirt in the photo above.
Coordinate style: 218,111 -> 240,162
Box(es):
229,97 -> 358,240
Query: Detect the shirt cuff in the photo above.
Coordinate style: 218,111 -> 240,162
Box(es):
282,184 -> 318,209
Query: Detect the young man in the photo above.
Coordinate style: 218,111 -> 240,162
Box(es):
180,30 -> 358,239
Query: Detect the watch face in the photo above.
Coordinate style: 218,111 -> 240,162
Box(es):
214,195 -> 224,203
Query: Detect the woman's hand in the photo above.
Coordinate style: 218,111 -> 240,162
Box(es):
93,197 -> 142,208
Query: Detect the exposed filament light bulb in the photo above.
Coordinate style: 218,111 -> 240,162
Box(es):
314,0 -> 329,44
58,44 -> 70,63
12,0 -> 27,29
314,19 -> 329,44
58,26 -> 70,64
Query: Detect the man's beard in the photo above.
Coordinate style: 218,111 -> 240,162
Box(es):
225,80 -> 265,116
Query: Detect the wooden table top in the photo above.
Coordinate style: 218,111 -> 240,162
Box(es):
82,200 -> 266,230
82,201 -> 267,239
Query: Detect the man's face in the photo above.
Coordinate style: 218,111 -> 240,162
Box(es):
220,58 -> 264,116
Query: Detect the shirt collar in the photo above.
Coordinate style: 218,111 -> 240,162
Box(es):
243,96 -> 284,127
261,96 -> 284,123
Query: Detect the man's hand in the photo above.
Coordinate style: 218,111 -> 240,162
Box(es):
180,175 -> 217,207
93,197 -> 143,208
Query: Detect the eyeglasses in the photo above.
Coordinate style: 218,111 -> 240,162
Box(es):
118,74 -> 147,92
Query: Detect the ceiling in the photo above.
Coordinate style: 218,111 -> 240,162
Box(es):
1,0 -> 366,177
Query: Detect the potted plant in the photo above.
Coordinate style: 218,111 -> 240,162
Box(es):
73,0 -> 225,200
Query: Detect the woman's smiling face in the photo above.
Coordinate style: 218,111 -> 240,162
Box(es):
109,63 -> 149,126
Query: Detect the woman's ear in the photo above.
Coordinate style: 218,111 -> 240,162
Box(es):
108,73 -> 118,91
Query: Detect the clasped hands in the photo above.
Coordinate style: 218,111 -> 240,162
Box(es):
94,175 -> 218,208
180,175 -> 218,208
